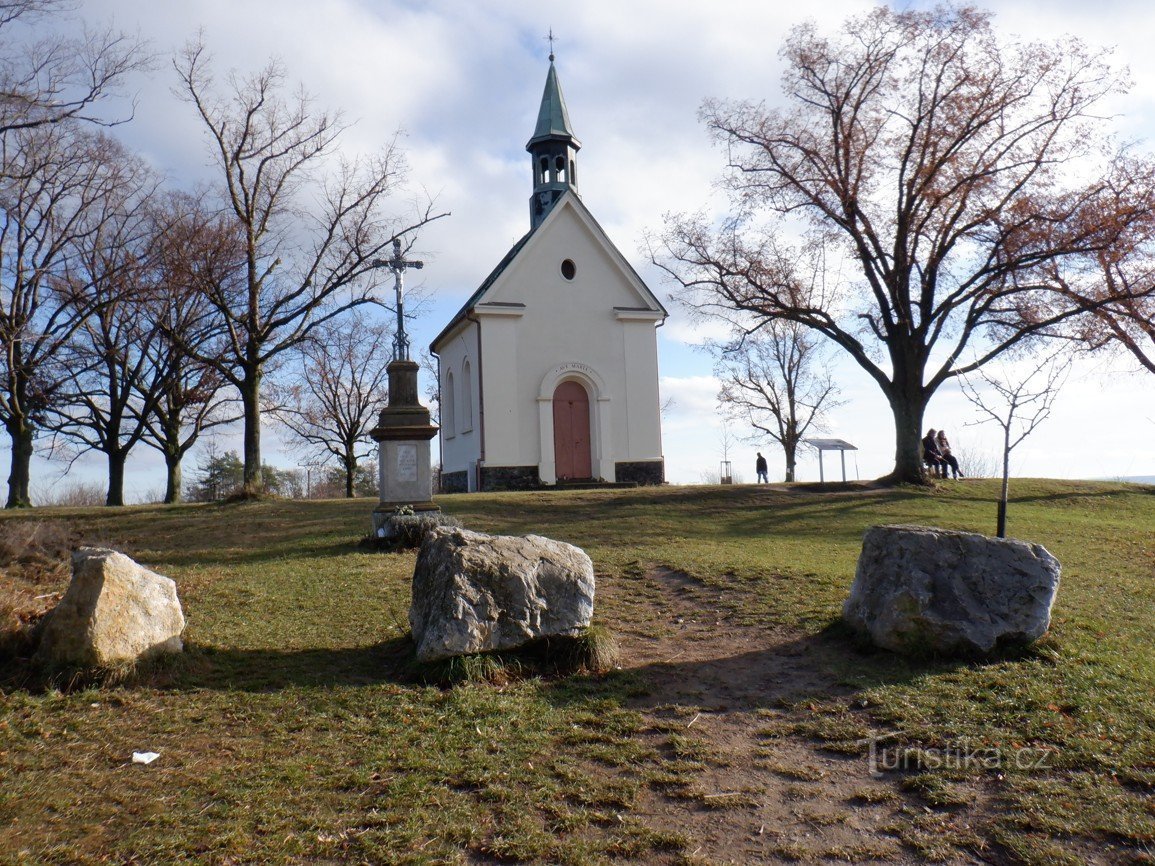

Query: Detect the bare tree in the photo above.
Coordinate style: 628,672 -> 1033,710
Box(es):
271,317 -> 392,498
172,40 -> 446,496
717,419 -> 738,483
960,350 -> 1071,537
716,321 -> 840,482
655,5 -> 1155,484
0,123 -> 145,507
42,146 -> 159,506
0,1 -> 149,136
135,193 -> 242,504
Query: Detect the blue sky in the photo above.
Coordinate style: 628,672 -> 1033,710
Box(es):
11,0 -> 1155,501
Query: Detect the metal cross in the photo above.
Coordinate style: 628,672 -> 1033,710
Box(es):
371,237 -> 423,361
545,28 -> 556,62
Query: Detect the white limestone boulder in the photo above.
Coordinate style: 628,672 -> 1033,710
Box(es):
843,525 -> 1060,656
409,527 -> 595,663
34,548 -> 185,668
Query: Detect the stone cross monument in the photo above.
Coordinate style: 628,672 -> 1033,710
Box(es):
370,239 -> 439,532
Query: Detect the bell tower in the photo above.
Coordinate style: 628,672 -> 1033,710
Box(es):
527,52 -> 581,229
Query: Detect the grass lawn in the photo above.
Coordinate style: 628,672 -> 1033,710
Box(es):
1,479 -> 1153,864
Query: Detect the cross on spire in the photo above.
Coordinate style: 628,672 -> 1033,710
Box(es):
545,28 -> 556,62
371,237 -> 423,361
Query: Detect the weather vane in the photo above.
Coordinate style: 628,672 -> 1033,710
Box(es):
371,238 -> 423,362
545,28 -> 556,61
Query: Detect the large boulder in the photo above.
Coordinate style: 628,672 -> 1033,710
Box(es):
34,548 -> 185,668
410,527 -> 595,662
843,525 -> 1060,656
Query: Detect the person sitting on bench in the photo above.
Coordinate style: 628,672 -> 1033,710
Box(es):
936,429 -> 963,479
922,428 -> 947,478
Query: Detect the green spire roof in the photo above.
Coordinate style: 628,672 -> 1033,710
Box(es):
526,60 -> 581,151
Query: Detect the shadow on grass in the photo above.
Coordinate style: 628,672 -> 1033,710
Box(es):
1008,488 -> 1145,505
13,627 -> 618,694
443,490 -> 936,551
2,624 -> 1057,705
0,637 -> 418,694
150,538 -> 374,569
171,638 -> 417,691
542,619 -> 1058,715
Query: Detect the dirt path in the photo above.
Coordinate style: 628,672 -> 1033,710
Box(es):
603,567 -> 992,865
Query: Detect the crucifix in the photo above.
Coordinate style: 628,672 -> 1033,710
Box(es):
371,237 -> 423,361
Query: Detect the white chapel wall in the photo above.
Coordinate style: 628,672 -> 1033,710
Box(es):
435,323 -> 481,487
481,202 -> 663,478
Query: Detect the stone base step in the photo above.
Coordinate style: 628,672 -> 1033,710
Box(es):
552,480 -> 640,490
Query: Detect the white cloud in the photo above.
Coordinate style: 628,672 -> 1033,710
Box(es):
4,0 -> 1155,495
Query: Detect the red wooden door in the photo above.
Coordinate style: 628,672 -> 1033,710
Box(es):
552,381 -> 592,479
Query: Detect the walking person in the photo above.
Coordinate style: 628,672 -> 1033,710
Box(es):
936,430 -> 964,479
755,452 -> 769,484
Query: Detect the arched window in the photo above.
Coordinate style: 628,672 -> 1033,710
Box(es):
444,371 -> 456,438
461,359 -> 473,432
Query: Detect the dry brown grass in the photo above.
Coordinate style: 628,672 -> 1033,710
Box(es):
0,519 -> 79,659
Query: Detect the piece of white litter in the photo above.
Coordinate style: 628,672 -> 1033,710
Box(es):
132,751 -> 160,765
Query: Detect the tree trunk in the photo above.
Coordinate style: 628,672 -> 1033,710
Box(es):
240,369 -> 262,496
998,427 -> 1011,538
105,450 -> 126,506
5,420 -> 33,508
345,452 -> 356,498
163,452 -> 182,504
784,448 -> 796,483
885,385 -> 929,484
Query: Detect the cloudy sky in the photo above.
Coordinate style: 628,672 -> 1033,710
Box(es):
13,0 -> 1155,500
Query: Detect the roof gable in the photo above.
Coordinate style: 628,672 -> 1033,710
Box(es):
430,192 -> 666,351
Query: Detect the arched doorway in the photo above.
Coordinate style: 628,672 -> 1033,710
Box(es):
552,381 -> 592,480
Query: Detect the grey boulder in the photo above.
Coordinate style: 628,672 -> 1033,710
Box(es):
34,548 -> 185,668
410,527 -> 595,662
843,524 -> 1060,656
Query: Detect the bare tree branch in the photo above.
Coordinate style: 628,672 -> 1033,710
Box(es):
715,320 -> 842,481
653,6 -> 1155,484
0,122 -> 147,506
268,315 -> 391,498
171,39 -> 447,496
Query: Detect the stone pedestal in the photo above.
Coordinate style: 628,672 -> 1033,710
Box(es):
371,360 -> 440,533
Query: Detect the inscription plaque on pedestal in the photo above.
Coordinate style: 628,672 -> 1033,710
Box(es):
370,358 -> 440,532
396,444 -> 418,482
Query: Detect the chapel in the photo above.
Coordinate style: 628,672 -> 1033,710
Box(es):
431,54 -> 667,492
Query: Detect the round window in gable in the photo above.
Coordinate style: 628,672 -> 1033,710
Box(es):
560,259 -> 576,281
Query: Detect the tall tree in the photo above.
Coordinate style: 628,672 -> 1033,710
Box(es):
173,41 -> 445,497
656,5 -> 1155,483
716,321 -> 840,482
42,147 -> 158,506
0,124 -> 144,506
271,317 -> 391,498
137,192 -> 243,504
